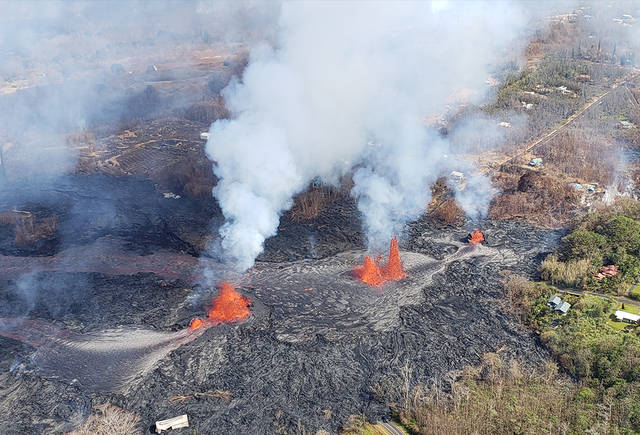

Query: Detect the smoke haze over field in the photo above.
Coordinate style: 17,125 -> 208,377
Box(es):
207,1 -> 572,270
0,0 -> 278,181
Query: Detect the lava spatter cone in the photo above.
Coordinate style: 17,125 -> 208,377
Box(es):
189,281 -> 251,330
353,237 -> 406,287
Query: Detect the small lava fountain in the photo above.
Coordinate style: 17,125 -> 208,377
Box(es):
0,316 -> 207,392
0,283 -> 252,391
353,237 -> 407,287
190,281 -> 251,330
469,229 -> 485,244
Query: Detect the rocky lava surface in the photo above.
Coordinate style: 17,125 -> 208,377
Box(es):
0,176 -> 563,434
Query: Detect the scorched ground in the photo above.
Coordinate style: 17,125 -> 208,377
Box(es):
0,176 -> 562,434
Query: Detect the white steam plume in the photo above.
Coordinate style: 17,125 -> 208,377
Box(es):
207,1 -> 569,270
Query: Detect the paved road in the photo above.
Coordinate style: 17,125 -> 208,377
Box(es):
556,287 -> 640,308
375,421 -> 407,435
487,72 -> 639,172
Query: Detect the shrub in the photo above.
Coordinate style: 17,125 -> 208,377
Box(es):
489,173 -> 579,226
183,98 -> 229,124
540,254 -> 593,287
393,353 -> 583,435
2,211 -> 59,246
67,403 -> 140,435
432,199 -> 464,225
153,158 -> 216,199
502,273 -> 546,322
576,386 -> 596,403
289,187 -> 340,222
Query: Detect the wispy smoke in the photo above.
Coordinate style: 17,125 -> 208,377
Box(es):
0,0 -> 278,183
352,132 -> 450,251
203,1 -> 575,270
0,0 -> 279,316
206,1 -> 542,269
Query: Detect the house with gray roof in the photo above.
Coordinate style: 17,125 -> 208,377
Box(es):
555,301 -> 571,314
548,296 -> 562,308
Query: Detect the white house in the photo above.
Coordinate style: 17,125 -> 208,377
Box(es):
615,310 -> 640,324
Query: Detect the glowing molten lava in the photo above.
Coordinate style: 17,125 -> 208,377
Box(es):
355,256 -> 385,286
209,281 -> 251,322
189,281 -> 251,330
189,318 -> 204,330
383,237 -> 406,280
354,237 -> 407,287
469,229 -> 484,244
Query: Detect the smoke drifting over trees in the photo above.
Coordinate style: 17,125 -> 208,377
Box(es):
207,1 -> 568,270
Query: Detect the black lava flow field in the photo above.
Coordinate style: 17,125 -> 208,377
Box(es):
0,177 -> 563,434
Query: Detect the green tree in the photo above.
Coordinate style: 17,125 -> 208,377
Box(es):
618,252 -> 640,282
599,216 -> 640,256
561,230 -> 607,261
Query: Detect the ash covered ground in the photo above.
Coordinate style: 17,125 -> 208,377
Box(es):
0,176 -> 562,434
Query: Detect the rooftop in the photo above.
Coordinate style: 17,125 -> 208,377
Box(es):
615,310 -> 640,322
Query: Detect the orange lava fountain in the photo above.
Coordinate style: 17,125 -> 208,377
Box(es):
354,256 -> 385,287
354,237 -> 406,287
189,281 -> 251,330
469,229 -> 484,244
383,237 -> 407,281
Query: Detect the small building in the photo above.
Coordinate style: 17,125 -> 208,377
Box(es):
529,157 -> 543,167
311,176 -> 323,188
595,265 -> 618,281
615,310 -> 640,324
548,295 -> 562,307
449,171 -> 465,183
156,414 -> 189,433
555,301 -> 571,314
200,132 -> 210,140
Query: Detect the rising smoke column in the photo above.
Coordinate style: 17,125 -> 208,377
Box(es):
207,1 -> 553,270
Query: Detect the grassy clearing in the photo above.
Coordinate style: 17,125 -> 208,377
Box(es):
606,302 -> 640,331
354,423 -> 395,435
342,416 -> 393,435
607,318 -> 630,331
